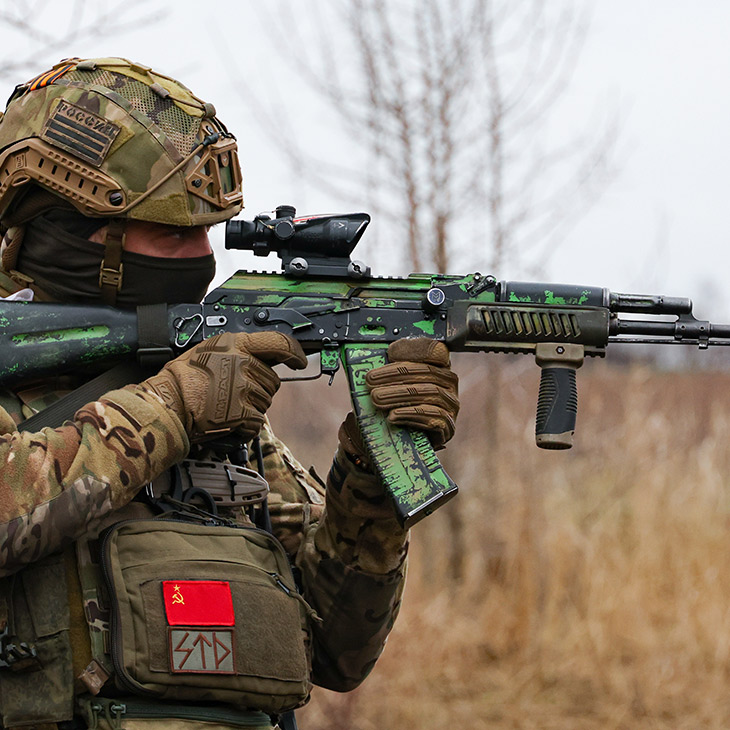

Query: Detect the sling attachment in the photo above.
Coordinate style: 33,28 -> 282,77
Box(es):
143,458 -> 270,518
156,462 -> 220,518
136,303 -> 174,369
177,458 -> 269,509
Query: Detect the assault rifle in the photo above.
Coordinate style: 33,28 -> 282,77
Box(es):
2,205 -> 730,527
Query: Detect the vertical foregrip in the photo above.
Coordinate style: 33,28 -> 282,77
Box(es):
535,367 -> 578,449
342,344 -> 458,528
534,343 -> 584,450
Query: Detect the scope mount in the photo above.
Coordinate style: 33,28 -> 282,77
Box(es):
225,205 -> 371,279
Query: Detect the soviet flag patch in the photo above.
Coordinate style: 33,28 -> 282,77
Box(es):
40,99 -> 120,167
162,580 -> 235,626
162,580 -> 236,675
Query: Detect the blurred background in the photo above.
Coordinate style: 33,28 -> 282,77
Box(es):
3,0 -> 729,313
4,1 -> 730,726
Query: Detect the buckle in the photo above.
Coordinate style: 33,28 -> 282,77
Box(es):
0,625 -> 39,672
99,262 -> 123,290
182,459 -> 269,508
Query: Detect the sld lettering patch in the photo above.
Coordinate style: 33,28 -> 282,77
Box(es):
40,99 -> 120,166
169,628 -> 235,674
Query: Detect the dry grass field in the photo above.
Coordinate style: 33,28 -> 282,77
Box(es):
269,353 -> 730,729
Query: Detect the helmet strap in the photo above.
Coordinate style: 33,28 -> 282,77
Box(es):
1,225 -> 24,272
0,226 -> 52,301
99,219 -> 125,306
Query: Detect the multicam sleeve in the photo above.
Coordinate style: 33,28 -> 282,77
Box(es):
295,445 -> 409,692
0,386 -> 188,576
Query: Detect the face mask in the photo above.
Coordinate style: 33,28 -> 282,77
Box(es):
16,214 -> 216,308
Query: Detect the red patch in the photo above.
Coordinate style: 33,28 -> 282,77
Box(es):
162,580 -> 234,626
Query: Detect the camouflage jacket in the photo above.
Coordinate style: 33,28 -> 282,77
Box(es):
0,362 -> 408,720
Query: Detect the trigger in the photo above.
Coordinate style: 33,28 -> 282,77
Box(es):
321,348 -> 340,385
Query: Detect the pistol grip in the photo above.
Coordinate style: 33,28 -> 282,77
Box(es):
342,343 -> 458,528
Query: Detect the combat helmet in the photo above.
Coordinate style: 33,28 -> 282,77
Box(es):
0,57 -> 242,226
0,57 -> 243,304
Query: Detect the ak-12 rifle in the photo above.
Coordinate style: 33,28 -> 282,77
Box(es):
2,204 -> 729,527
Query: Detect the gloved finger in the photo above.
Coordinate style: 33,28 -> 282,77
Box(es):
236,332 -> 308,370
387,338 -> 450,367
237,371 -> 278,414
386,404 -> 456,447
231,410 -> 265,444
338,411 -> 369,461
365,361 -> 458,391
369,382 -> 460,415
241,356 -> 281,401
195,409 -> 265,445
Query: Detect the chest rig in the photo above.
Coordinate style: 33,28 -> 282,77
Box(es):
0,371 -> 313,727
79,434 -> 313,717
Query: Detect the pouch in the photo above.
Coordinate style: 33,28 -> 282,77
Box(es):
99,519 -> 313,714
0,551 -> 74,726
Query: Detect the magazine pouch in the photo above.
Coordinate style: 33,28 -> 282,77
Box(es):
100,519 -> 312,714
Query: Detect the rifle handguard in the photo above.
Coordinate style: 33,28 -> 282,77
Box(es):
534,343 -> 584,449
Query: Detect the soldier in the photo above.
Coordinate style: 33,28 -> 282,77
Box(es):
0,58 -> 459,730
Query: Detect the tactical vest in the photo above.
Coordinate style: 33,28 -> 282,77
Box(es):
0,383 -> 315,728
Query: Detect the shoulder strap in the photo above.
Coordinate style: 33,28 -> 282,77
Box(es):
17,362 -> 146,431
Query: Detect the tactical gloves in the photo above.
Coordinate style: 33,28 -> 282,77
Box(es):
143,332 -> 307,442
339,338 -> 460,466
144,332 -> 457,456
367,338 -> 460,447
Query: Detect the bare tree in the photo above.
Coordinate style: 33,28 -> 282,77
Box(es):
224,1 -> 619,592
245,0 -> 618,278
0,1 -> 167,82
222,0 -> 620,605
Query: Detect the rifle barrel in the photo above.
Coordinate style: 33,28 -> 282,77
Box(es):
611,318 -> 730,342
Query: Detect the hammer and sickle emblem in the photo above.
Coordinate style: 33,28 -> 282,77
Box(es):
172,584 -> 185,605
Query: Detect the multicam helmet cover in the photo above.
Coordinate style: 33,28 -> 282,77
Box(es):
0,57 -> 243,227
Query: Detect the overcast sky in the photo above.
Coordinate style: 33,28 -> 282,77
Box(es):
2,0 -> 729,321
